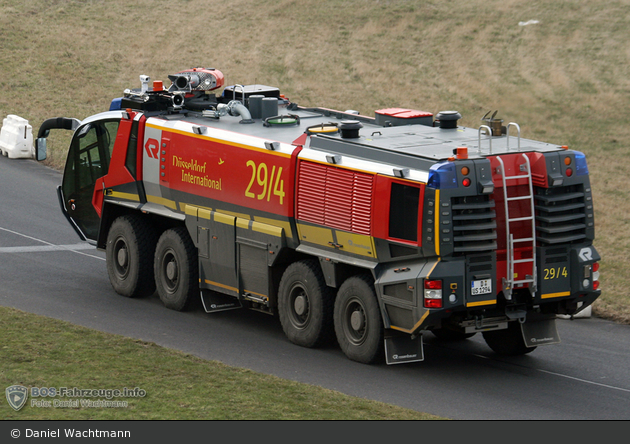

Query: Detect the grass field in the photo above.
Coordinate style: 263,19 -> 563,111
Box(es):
0,306 -> 441,419
0,0 -> 629,418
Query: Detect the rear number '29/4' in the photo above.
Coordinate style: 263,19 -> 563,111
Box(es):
471,279 -> 492,295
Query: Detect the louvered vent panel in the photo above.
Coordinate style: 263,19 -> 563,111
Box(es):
297,161 -> 374,235
324,168 -> 354,229
296,162 -> 326,225
535,184 -> 587,244
352,174 -> 374,234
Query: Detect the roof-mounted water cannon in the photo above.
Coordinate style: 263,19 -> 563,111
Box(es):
168,73 -> 200,92
167,67 -> 225,93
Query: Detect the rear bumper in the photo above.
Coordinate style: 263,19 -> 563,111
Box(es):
375,245 -> 601,336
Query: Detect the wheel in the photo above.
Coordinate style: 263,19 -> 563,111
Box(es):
431,328 -> 476,341
106,215 -> 157,298
154,227 -> 199,311
277,259 -> 334,348
482,321 -> 537,356
334,275 -> 384,364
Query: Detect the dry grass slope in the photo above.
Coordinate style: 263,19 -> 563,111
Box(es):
1,0 -> 628,322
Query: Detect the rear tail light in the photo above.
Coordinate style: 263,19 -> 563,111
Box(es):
424,279 -> 443,308
584,262 -> 600,290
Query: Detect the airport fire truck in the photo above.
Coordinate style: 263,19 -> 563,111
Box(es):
35,67 -> 601,364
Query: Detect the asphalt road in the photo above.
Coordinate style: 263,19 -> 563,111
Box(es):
1,154 -> 629,420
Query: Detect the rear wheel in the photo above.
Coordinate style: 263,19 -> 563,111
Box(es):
278,260 -> 334,348
154,227 -> 199,311
482,321 -> 537,356
106,215 -> 157,298
334,275 -> 384,364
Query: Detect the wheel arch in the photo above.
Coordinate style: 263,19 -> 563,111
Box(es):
97,201 -> 181,250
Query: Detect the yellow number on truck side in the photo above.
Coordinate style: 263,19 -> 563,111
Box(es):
245,160 -> 285,205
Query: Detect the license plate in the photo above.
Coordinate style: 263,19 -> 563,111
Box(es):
471,279 -> 492,295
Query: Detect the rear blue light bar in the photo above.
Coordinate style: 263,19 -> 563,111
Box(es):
574,151 -> 589,176
428,162 -> 458,189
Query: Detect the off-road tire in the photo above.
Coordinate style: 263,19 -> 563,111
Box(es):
334,274 -> 384,364
482,321 -> 537,356
106,215 -> 157,298
154,226 -> 199,311
278,259 -> 335,348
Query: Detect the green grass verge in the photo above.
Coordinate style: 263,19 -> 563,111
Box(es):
0,306 -> 443,420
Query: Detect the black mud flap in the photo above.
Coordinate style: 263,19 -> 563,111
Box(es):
520,318 -> 561,348
201,290 -> 242,313
384,334 -> 424,365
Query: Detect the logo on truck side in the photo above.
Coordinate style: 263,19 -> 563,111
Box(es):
578,247 -> 593,262
145,138 -> 160,159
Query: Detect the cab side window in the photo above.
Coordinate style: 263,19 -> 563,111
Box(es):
64,120 -> 120,192
389,182 -> 419,242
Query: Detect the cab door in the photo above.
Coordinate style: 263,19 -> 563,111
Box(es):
60,119 -> 120,242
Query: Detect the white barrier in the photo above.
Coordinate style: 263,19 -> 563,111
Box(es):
558,304 -> 592,320
0,115 -> 34,159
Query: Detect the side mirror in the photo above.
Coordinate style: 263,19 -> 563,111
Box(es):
35,138 -> 47,161
76,124 -> 91,139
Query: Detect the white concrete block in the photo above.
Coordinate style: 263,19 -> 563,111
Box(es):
557,304 -> 592,320
0,115 -> 34,159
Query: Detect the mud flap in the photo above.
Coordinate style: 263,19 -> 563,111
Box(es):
520,318 -> 561,348
384,333 -> 424,365
201,289 -> 242,313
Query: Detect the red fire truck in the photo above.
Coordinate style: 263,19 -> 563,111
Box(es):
35,67 -> 600,364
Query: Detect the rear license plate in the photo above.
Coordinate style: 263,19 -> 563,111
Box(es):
471,279 -> 492,295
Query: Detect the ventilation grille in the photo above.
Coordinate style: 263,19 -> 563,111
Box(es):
535,184 -> 586,244
452,195 -> 497,253
297,161 -> 374,235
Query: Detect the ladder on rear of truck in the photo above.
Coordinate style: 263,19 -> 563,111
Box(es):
497,153 -> 537,301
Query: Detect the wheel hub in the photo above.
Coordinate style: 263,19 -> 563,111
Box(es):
350,309 -> 365,331
294,295 -> 307,316
117,246 -> 128,268
166,260 -> 178,281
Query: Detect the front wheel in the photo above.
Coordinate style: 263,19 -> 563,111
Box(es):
334,275 -> 384,364
154,227 -> 199,311
106,215 -> 157,298
482,321 -> 537,356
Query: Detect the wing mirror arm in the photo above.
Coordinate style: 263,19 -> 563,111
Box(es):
35,117 -> 81,161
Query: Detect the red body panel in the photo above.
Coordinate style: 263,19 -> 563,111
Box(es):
161,129 -> 297,217
92,113 -> 137,216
